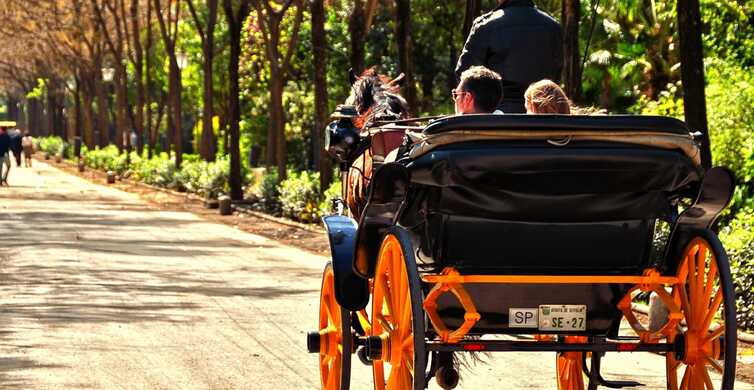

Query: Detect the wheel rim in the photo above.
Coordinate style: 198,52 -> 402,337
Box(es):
556,336 -> 586,390
667,237 -> 733,390
372,234 -> 415,390
319,265 -> 348,390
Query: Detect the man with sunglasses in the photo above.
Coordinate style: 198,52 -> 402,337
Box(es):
453,66 -> 504,115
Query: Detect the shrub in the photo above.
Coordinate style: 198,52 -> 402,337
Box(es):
38,136 -> 65,156
318,178 -> 343,216
175,158 -> 206,194
83,145 -> 129,174
720,208 -> 754,331
132,153 -> 179,188
176,155 -> 231,198
252,168 -> 281,214
278,170 -> 321,223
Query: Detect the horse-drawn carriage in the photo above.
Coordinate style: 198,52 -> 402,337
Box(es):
306,74 -> 738,390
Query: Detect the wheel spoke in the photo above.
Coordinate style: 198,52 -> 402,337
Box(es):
680,365 -> 691,390
679,283 -> 692,326
703,258 -> 718,306
704,356 -> 723,373
697,244 -> 707,297
705,325 -> 725,342
404,354 -> 414,376
374,361 -> 385,390
400,364 -> 412,389
390,250 -> 405,328
700,364 -> 715,390
688,249 -> 700,325
667,356 -> 679,390
377,314 -> 394,334
702,289 -> 723,332
400,295 -> 412,338
386,364 -> 399,388
379,276 -> 395,319
323,293 -> 336,325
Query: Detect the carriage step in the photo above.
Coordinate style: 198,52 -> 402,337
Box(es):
306,331 -> 320,354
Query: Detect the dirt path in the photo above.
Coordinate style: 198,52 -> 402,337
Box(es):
0,161 -> 750,389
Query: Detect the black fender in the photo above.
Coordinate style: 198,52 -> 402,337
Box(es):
353,163 -> 411,278
665,166 -> 736,273
323,215 -> 370,311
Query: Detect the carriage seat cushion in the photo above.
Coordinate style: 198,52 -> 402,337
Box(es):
409,114 -> 701,166
422,114 -> 692,135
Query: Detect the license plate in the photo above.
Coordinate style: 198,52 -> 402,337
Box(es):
508,308 -> 538,328
538,305 -> 586,331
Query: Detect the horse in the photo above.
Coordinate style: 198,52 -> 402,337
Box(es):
343,67 -> 410,220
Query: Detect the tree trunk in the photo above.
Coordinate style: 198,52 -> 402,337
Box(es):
349,0 -> 366,73
74,79 -> 83,156
312,0 -> 331,191
7,97 -> 18,121
395,0 -> 416,115
146,5 -> 155,159
561,0 -> 582,101
115,64 -> 130,153
228,18 -> 243,200
46,82 -> 57,137
28,98 -> 39,136
94,70 -> 109,148
270,72 -> 286,181
199,0 -> 218,162
677,0 -> 711,169
131,0 -> 146,155
81,74 -> 96,148
169,57 -> 183,168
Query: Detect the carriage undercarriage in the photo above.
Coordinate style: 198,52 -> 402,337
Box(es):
307,113 -> 738,390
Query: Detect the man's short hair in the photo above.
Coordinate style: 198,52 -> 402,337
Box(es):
459,66 -> 503,113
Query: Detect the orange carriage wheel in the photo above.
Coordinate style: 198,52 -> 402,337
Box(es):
371,231 -> 427,390
556,336 -> 587,390
666,236 -> 737,390
317,263 -> 351,390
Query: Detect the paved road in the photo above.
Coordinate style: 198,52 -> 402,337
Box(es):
0,161 -> 749,389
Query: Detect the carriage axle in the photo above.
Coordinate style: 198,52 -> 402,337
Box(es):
424,339 -> 678,354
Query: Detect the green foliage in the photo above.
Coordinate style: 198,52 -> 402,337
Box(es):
278,170 -> 322,223
175,155 -> 231,198
131,153 -> 179,188
319,178 -> 343,216
701,0 -> 754,68
252,168 -> 281,215
720,208 -> 754,330
37,136 -> 65,156
84,145 -> 129,174
629,82 -> 684,119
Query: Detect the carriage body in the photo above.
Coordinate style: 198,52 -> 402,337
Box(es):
309,114 -> 738,390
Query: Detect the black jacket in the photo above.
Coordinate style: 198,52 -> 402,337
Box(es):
456,0 -> 563,112
0,132 -> 10,155
9,130 -> 22,153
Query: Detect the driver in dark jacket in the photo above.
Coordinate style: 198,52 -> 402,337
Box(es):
456,0 -> 563,113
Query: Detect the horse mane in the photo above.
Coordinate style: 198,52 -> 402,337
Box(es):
347,67 -> 409,129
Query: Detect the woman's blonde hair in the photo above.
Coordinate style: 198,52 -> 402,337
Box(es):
525,79 -> 571,114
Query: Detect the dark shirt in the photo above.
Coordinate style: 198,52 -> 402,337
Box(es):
456,0 -> 563,112
0,132 -> 10,155
9,130 -> 22,153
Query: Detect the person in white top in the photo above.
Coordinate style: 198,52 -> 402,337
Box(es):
452,66 -> 505,115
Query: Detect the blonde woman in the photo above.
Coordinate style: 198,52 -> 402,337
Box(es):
524,79 -> 571,114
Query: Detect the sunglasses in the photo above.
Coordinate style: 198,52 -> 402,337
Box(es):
452,89 -> 468,101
